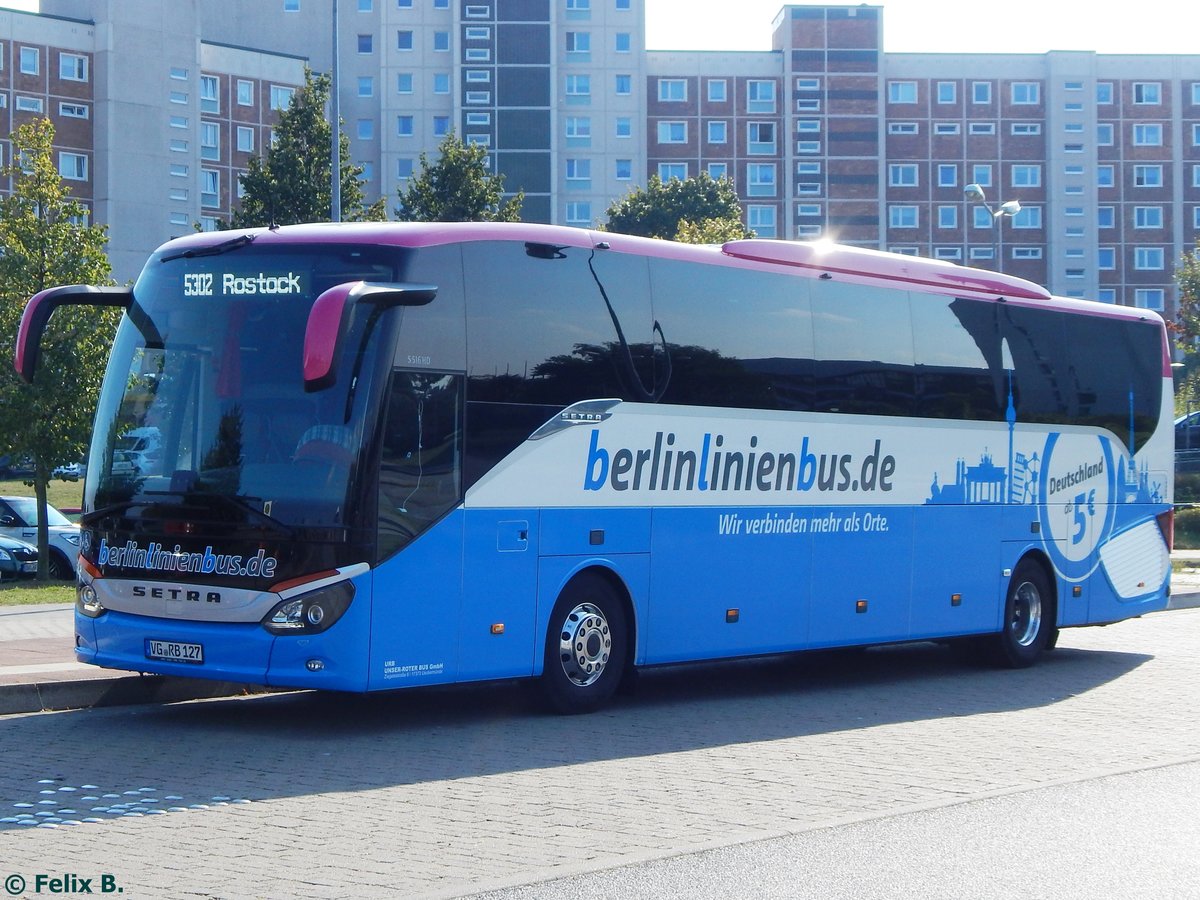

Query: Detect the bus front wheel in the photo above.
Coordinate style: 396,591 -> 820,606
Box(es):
992,561 -> 1053,668
541,574 -> 627,715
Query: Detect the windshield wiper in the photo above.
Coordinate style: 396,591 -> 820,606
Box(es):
160,233 -> 255,263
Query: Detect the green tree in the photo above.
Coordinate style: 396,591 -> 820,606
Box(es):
0,118 -> 119,578
603,173 -> 752,241
231,69 -> 385,227
395,131 -> 523,222
675,215 -> 755,245
1175,242 -> 1200,410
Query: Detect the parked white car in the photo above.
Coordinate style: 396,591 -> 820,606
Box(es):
0,496 -> 81,579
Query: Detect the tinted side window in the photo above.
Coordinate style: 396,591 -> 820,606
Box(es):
811,280 -> 916,416
649,258 -> 814,411
913,294 -> 1005,421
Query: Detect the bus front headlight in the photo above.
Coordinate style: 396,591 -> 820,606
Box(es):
262,581 -> 354,635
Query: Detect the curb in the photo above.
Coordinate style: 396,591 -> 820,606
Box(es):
0,674 -> 275,716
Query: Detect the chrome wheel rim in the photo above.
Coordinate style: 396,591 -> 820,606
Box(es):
1010,580 -> 1043,647
558,602 -> 612,687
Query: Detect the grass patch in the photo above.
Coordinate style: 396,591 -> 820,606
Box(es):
0,581 -> 74,606
0,477 -> 84,511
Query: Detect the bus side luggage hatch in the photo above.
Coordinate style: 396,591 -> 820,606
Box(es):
497,520 -> 530,552
303,280 -> 437,392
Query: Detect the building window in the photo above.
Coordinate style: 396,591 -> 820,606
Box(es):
748,122 -> 776,154
971,81 -> 991,103
968,122 -> 995,135
565,201 -> 591,225
888,81 -> 916,103
1012,247 -> 1043,260
934,122 -> 961,135
659,79 -> 687,102
747,163 -> 776,197
1011,164 -> 1041,187
566,31 -> 590,53
396,30 -> 414,50
972,207 -> 993,229
1133,82 -> 1161,104
358,76 -> 375,97
747,80 -> 775,113
1135,247 -> 1164,270
566,74 -> 591,97
58,152 -> 87,181
657,121 -> 686,143
19,47 -> 38,75
1097,82 -> 1113,103
358,34 -> 373,53
1097,165 -> 1115,187
433,31 -> 450,51
888,205 -> 918,228
796,203 -> 822,217
1134,206 -> 1163,228
615,117 -> 631,137
888,164 -> 918,187
466,70 -> 490,83
397,159 -> 414,180
1134,165 -> 1163,187
59,102 -> 88,119
615,32 -> 630,52
1133,123 -> 1163,146
566,0 -> 590,9
937,205 -> 958,228
433,73 -> 449,94
888,122 -> 918,134
971,164 -> 992,187
616,159 -> 631,180
1011,123 -> 1040,135
433,115 -> 449,136
936,81 -> 955,103
565,116 -> 591,139
397,73 -> 413,93
237,79 -> 254,106
201,169 -> 219,208
200,123 -> 219,160
1135,289 -> 1165,310
707,120 -> 727,144
269,85 -> 295,110
1096,123 -> 1114,145
59,52 -> 88,82
615,74 -> 631,95
465,48 -> 491,61
357,118 -> 374,140
565,158 -> 591,181
397,115 -> 414,136
937,164 -> 957,187
708,79 -> 726,102
616,0 -> 630,8
708,163 -> 728,179
13,95 -> 42,113
236,126 -> 254,153
934,247 -> 962,260
1011,82 -> 1040,104
1012,207 -> 1042,229
748,206 -> 776,238
1098,248 -> 1115,269
658,163 -> 687,181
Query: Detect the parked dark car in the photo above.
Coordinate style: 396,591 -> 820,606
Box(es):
0,534 -> 38,581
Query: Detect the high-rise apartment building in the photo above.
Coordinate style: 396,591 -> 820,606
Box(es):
4,2 -> 1198,317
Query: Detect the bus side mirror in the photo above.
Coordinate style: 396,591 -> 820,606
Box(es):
303,281 -> 437,392
15,285 -> 132,382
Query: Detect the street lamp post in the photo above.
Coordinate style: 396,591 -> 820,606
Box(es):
964,183 -> 1020,273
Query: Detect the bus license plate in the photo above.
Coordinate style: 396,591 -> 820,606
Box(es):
145,639 -> 204,664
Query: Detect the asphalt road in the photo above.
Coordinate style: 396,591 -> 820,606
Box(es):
2,607 -> 1199,898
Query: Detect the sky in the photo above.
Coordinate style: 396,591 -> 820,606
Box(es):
646,0 -> 1196,55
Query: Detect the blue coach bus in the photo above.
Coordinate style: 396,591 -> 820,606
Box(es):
15,223 -> 1173,712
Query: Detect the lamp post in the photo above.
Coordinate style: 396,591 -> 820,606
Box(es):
964,183 -> 1020,273
331,0 -> 341,222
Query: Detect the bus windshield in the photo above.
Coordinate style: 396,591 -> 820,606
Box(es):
86,243 -> 406,530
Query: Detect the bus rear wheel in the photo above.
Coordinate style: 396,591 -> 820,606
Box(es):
541,574 -> 627,715
992,561 -> 1053,668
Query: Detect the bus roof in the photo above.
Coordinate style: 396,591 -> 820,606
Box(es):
155,221 -> 1160,325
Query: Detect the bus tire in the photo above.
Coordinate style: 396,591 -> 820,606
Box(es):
991,561 -> 1052,668
541,573 -> 627,715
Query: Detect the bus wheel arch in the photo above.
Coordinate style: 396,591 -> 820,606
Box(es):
992,552 -> 1058,668
540,566 -> 634,715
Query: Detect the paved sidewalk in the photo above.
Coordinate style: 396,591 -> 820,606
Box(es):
3,558 -> 1200,716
